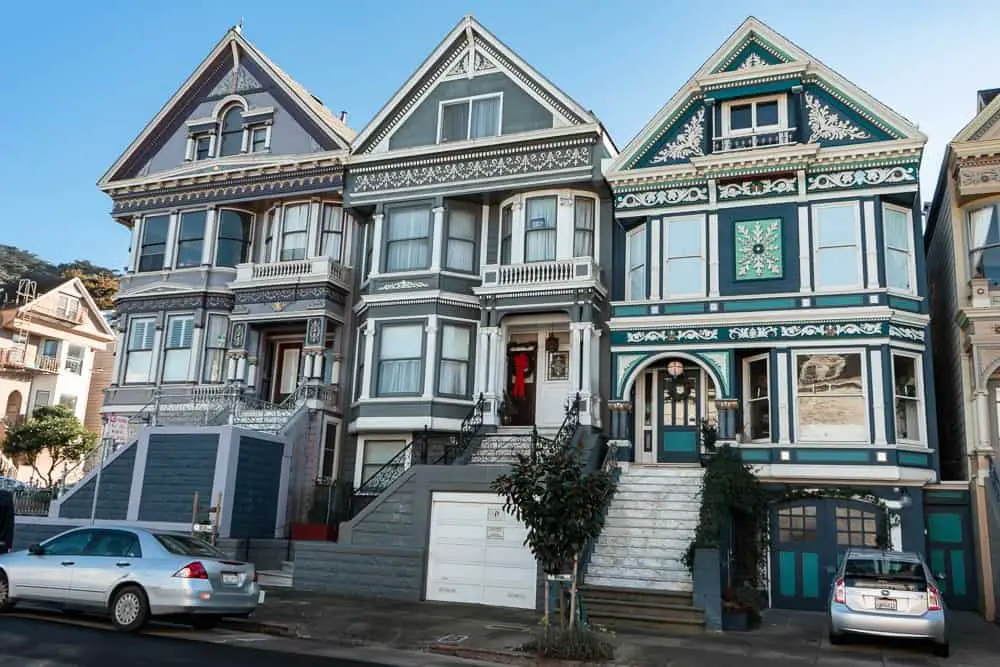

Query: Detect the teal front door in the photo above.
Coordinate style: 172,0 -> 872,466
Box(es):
925,506 -> 977,611
658,367 -> 700,462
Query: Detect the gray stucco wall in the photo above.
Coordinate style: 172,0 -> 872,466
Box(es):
388,72 -> 554,150
137,433 -> 219,523
11,521 -> 78,551
217,538 -> 292,571
987,484 -> 1000,618
57,445 -> 137,520
230,436 -> 283,539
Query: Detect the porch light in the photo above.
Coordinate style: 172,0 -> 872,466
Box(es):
544,333 -> 560,353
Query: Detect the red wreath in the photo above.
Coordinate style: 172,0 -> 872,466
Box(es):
511,353 -> 530,399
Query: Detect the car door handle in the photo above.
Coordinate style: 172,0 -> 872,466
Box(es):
116,562 -> 130,567
60,561 -> 75,566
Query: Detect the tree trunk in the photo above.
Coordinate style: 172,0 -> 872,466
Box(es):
569,553 -> 580,629
543,578 -> 550,626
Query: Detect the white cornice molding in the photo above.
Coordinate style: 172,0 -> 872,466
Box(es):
608,304 -> 928,330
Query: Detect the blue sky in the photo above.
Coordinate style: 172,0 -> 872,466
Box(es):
0,0 -> 990,270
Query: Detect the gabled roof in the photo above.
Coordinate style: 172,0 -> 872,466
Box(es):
610,16 -> 925,173
4,278 -> 115,342
352,15 -> 598,154
99,26 -> 356,187
953,90 -> 1000,144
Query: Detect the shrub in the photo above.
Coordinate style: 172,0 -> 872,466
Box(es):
522,624 -> 615,662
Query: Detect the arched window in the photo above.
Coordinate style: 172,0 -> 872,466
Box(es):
218,106 -> 244,156
4,390 -> 22,422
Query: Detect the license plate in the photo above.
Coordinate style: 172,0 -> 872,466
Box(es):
258,590 -> 266,604
874,598 -> 897,611
222,573 -> 239,585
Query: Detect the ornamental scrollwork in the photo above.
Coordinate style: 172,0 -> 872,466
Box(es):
888,325 -> 925,342
650,107 -> 706,163
806,166 -> 917,191
736,52 -> 767,70
615,186 -> 709,210
625,329 -> 719,344
804,92 -> 871,143
717,177 -> 796,200
377,280 -> 430,291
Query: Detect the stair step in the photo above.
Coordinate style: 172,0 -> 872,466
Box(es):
588,555 -> 687,570
596,536 -> 692,550
580,584 -> 693,605
586,565 -> 691,581
584,575 -> 693,593
586,612 -> 705,634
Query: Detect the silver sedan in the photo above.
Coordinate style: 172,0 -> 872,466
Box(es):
0,526 -> 262,631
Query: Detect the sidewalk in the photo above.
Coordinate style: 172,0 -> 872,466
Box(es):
231,588 -> 1000,666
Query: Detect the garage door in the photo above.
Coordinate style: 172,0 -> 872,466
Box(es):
425,492 -> 537,610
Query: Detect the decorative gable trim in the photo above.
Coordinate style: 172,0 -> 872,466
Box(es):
209,64 -> 263,97
803,91 -> 871,143
954,92 -> 1000,144
714,32 -> 792,73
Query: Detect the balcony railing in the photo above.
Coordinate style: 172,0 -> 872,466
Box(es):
232,256 -> 351,288
0,348 -> 59,373
479,257 -> 601,289
712,128 -> 797,153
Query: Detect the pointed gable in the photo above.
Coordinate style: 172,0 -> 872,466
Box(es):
954,91 -> 1000,144
613,16 -> 923,173
25,279 -> 115,346
99,27 -> 356,187
353,15 -> 597,155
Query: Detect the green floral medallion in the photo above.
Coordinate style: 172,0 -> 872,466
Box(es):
735,219 -> 783,280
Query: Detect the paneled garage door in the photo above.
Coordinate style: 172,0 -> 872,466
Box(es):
425,492 -> 537,609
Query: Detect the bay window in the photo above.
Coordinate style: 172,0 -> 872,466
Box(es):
376,323 -> 423,395
574,197 -> 595,258
202,315 -> 229,384
812,202 -> 862,290
795,352 -> 867,442
320,204 -> 344,262
439,324 -> 471,396
892,353 -> 921,442
969,203 -> 1000,283
626,226 -> 647,301
175,210 -> 207,268
280,204 -> 309,261
385,206 -> 430,272
124,317 -> 155,384
883,204 -> 914,292
438,94 -> 501,143
137,215 -> 169,272
524,196 -> 557,262
663,217 -> 705,297
445,208 -> 477,272
215,210 -> 253,267
743,355 -> 770,441
161,315 -> 194,382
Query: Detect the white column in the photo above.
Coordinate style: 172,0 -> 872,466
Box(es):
184,137 -> 195,161
556,193 -> 574,261
479,204 -> 489,271
240,127 -> 250,153
369,213 -> 384,277
360,323 -> 376,399
863,200 -> 879,289
974,391 -> 992,452
569,324 -> 583,393
264,124 -> 272,150
490,328 -> 504,397
776,352 -> 790,444
511,198 -> 525,264
649,218 -> 662,300
235,356 -> 247,383
798,205 -> 811,293
269,204 -> 283,263
581,324 -> 593,394
201,207 -> 218,266
227,355 -> 238,382
187,327 -> 203,382
430,206 -> 445,271
870,349 -> 887,445
207,135 -> 217,158
162,212 -> 179,269
708,213 -> 720,298
423,316 -> 439,398
246,361 -> 257,387
474,327 -> 490,395
128,219 -> 143,272
306,200 -> 321,258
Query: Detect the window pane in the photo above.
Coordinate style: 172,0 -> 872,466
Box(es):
815,204 -> 858,245
219,107 -> 243,156
470,97 -> 500,139
441,102 -> 469,142
629,267 -> 646,301
364,441 -> 405,465
886,248 -> 911,291
894,355 -> 921,441
176,211 -> 206,268
574,198 -> 595,257
380,324 -> 423,359
756,101 -> 779,126
665,258 -> 703,296
196,136 -> 211,160
139,215 -> 169,272
166,317 -> 194,348
797,354 -> 865,441
883,208 -> 910,250
666,219 -> 702,258
815,246 -> 860,288
628,229 -> 646,269
525,197 -> 557,262
797,353 -> 863,395
162,350 -> 190,382
283,204 -> 308,232
386,207 -> 431,272
280,205 -> 308,262
500,205 -> 512,264
206,315 -> 228,346
251,127 -> 267,152
216,210 -> 253,267
730,104 -> 752,130
446,209 -> 477,272
526,197 -> 557,230
441,325 -> 470,360
747,358 -> 769,440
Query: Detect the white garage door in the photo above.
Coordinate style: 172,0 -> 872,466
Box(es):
425,492 -> 537,610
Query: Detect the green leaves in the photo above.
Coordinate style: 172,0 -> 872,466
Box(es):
1,405 -> 97,487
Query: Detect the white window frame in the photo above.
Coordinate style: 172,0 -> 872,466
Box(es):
438,323 -> 472,397
792,348 -> 870,444
625,224 -> 647,301
882,203 -> 917,295
742,353 -> 771,443
319,203 -> 344,263
249,125 -> 270,153
201,314 -> 229,384
662,215 -> 706,298
65,344 -> 85,375
721,94 -> 787,137
573,196 -> 596,259
436,92 -> 503,144
194,134 -> 213,160
161,314 -> 195,383
353,436 -> 409,489
174,209 -> 208,269
891,351 -> 925,445
215,207 -> 255,268
56,294 -> 81,321
124,317 -> 156,385
279,202 -> 310,262
811,201 -> 864,291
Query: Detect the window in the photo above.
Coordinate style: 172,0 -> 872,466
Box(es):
500,205 -> 513,264
439,324 -> 471,396
280,204 -> 309,261
360,440 -> 407,487
836,506 -> 878,547
320,423 -> 337,480
65,344 -> 85,374
893,354 -> 921,442
138,215 -> 169,272
202,315 -> 229,384
175,210 -> 207,268
883,205 -> 914,292
263,209 -> 276,262
154,533 -> 226,558
796,352 -> 866,442
969,203 -> 1000,283
524,196 -> 557,262
354,327 -> 366,400
439,95 -> 501,143
320,204 -> 344,262
250,126 -> 268,153
40,339 -> 59,361
717,96 -> 788,151
41,529 -> 94,556
215,210 -> 253,267
573,197 -> 595,258
194,135 -> 212,160
728,99 -> 781,134
813,203 -> 862,290
385,206 -> 430,272
218,106 -> 243,157
33,390 -> 50,410
363,221 -> 373,280
777,505 -> 817,543
82,530 -> 142,559
663,217 -> 704,297
125,318 -> 155,383
58,394 -> 77,411
445,209 -> 476,272
626,226 -> 647,300
56,294 -> 80,321
161,315 -> 194,382
377,323 -> 423,395
744,355 -> 770,441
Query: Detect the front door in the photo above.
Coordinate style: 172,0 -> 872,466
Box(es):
925,505 -> 978,611
504,343 -> 536,427
658,364 -> 700,462
272,342 -> 302,403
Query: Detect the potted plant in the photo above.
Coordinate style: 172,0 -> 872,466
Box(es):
699,418 -> 719,466
721,584 -> 762,631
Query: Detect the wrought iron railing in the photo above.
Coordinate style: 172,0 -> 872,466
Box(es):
435,393 -> 486,464
355,427 -> 430,497
532,392 -> 583,456
12,488 -> 53,516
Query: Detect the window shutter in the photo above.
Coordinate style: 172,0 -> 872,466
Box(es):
168,317 -> 194,348
130,320 -> 152,349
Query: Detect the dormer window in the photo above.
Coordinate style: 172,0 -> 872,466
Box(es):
715,95 -> 792,152
438,94 -> 502,143
219,106 -> 244,157
195,135 -> 212,160
250,126 -> 268,153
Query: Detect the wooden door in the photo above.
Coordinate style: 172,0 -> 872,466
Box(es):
272,342 -> 302,403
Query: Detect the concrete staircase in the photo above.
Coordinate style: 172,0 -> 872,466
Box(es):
232,408 -> 296,433
257,560 -> 294,589
581,586 -> 704,634
469,427 -> 557,464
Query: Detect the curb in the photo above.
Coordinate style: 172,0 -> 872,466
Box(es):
218,618 -> 300,638
428,643 -> 603,666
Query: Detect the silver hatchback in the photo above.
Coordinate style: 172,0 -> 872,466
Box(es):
828,549 -> 949,657
0,526 -> 262,632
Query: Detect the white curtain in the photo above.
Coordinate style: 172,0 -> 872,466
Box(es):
470,97 -> 500,139
524,197 -> 557,262
281,204 -> 309,261
441,103 -> 469,142
573,198 -> 595,258
321,204 -> 343,261
627,229 -> 646,300
378,324 -> 423,393
439,325 -> 470,395
446,210 -> 477,272
162,316 -> 194,382
386,208 -> 430,271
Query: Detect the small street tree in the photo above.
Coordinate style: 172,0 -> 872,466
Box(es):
492,439 -> 616,628
1,405 -> 97,487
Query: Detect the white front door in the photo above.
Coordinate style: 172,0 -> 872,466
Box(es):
425,492 -> 537,610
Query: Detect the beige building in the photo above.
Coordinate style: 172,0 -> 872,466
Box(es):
0,278 -> 115,485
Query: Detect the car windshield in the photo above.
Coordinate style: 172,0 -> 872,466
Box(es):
154,533 -> 226,559
844,556 -> 927,591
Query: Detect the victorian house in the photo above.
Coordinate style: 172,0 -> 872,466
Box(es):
588,17 -> 972,614
925,87 -> 1000,621
96,26 -> 356,523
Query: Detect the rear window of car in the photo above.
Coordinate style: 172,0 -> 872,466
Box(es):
154,533 -> 226,558
844,557 -> 927,591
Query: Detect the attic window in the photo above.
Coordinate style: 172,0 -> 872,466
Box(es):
714,95 -> 793,152
195,135 -> 212,160
219,106 -> 244,156
438,94 -> 501,143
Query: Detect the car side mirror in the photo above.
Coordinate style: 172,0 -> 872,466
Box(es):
27,543 -> 44,555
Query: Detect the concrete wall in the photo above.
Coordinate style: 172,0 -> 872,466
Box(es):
58,445 -> 136,520
230,436 -> 283,539
138,432 -> 219,523
217,537 -> 292,571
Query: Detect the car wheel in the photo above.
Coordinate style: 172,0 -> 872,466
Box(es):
189,616 -> 221,631
933,641 -> 950,658
110,585 -> 150,633
0,571 -> 11,612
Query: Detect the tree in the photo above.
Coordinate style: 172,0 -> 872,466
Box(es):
492,439 -> 616,628
62,268 -> 119,310
1,406 -> 97,487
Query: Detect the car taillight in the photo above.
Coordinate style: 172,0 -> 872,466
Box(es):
833,578 -> 846,604
173,561 -> 209,579
928,585 -> 942,611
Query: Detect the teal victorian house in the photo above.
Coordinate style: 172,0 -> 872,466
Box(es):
585,17 -> 953,613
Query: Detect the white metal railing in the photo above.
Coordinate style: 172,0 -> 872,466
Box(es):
712,127 -> 797,153
233,256 -> 351,285
481,258 -> 599,288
